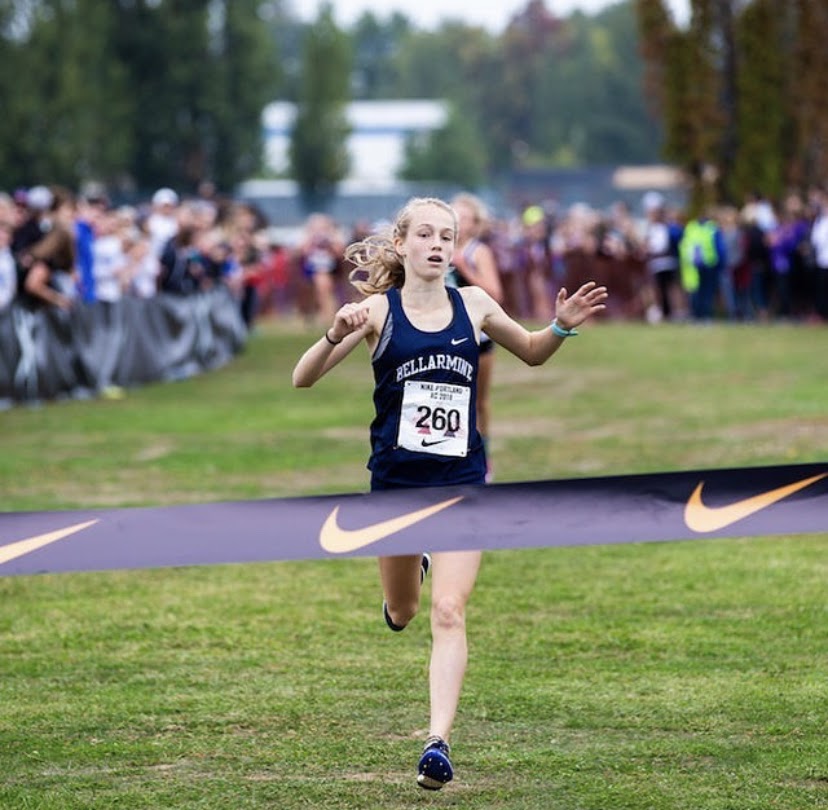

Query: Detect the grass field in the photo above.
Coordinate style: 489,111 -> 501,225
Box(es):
1,317 -> 827,809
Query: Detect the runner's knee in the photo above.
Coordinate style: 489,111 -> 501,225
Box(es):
431,594 -> 466,633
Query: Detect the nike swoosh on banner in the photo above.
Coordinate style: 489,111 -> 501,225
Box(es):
0,520 -> 99,566
684,473 -> 827,533
320,497 -> 464,554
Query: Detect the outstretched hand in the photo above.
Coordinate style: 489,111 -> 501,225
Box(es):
554,281 -> 608,329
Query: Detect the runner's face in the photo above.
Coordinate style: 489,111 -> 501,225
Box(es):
398,205 -> 456,279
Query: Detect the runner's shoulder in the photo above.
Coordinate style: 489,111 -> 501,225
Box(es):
364,292 -> 390,330
458,285 -> 497,315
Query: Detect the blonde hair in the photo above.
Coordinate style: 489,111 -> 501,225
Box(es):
348,197 -> 457,295
451,192 -> 489,232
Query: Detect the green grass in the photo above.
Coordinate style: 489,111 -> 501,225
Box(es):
1,317 -> 827,809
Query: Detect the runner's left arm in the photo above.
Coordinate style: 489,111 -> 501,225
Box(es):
464,282 -> 607,366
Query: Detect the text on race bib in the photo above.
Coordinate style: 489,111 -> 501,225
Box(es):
397,380 -> 471,458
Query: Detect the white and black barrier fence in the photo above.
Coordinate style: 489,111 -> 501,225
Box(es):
0,288 -> 247,406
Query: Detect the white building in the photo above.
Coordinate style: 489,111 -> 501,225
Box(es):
262,99 -> 449,187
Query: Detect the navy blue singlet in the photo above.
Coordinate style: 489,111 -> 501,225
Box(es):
368,286 -> 487,490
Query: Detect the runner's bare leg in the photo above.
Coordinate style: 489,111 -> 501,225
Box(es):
379,555 -> 424,628
427,550 -> 482,740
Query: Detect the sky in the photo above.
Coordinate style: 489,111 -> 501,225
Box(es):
295,0 -> 690,33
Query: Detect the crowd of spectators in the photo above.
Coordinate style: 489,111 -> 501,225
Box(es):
0,183 -> 286,331
2,182 -> 827,333
292,187 -> 828,327
486,188 -> 827,326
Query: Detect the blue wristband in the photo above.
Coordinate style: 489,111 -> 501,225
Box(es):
551,319 -> 579,338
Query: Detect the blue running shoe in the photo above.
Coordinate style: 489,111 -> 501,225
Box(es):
417,735 -> 453,790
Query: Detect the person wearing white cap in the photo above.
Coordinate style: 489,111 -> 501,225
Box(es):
641,190 -> 682,322
152,187 -> 179,207
13,186 -> 76,310
147,188 -> 180,259
26,185 -> 54,212
10,186 -> 54,259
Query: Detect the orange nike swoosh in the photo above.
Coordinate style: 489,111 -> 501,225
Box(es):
320,496 -> 464,554
0,519 -> 98,566
684,473 -> 826,533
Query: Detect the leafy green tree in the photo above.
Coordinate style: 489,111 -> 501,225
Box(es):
394,1 -> 658,175
391,20 -> 500,182
351,11 -> 410,99
47,0 -> 133,187
400,103 -> 486,188
635,0 -> 674,113
207,0 -> 282,189
485,1 -> 567,171
674,0 -> 724,210
637,0 -> 828,206
636,0 -> 724,211
110,0 -> 213,190
288,3 -> 351,212
0,0 -> 278,192
0,4 -> 47,185
392,22 -> 483,101
714,0 -> 739,202
789,0 -> 828,187
114,0 -> 278,192
0,0 -> 131,187
535,5 -> 661,166
730,0 -> 787,203
261,0 -> 305,102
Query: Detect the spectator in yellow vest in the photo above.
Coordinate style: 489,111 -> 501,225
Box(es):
679,208 -> 727,321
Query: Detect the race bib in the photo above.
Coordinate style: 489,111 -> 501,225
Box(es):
397,380 -> 471,457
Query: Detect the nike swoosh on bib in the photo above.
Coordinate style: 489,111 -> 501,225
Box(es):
320,496 -> 464,554
0,519 -> 99,565
684,473 -> 827,533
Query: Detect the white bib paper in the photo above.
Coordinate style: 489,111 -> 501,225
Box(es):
397,380 -> 471,457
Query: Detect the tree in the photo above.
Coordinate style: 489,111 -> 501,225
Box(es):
0,0 -> 279,192
208,0 -> 282,189
637,0 -> 727,210
350,11 -> 410,99
114,0 -> 278,192
0,0 -> 132,188
535,5 -> 662,166
730,0 -> 787,203
112,0 -> 214,191
636,0 -> 828,206
392,22 -> 478,101
288,4 -> 352,212
789,0 -> 828,187
400,103 -> 487,187
261,0 -> 305,102
714,0 -> 739,202
486,0 -> 567,171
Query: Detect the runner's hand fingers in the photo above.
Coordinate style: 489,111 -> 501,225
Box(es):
335,303 -> 369,332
